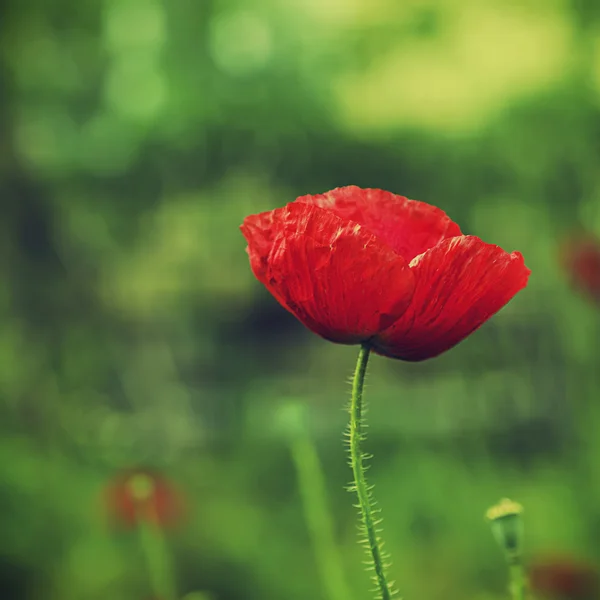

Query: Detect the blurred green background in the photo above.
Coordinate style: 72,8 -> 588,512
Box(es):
2,0 -> 600,598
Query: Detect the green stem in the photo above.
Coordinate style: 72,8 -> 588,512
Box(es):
348,343 -> 394,600
508,559 -> 526,600
291,433 -> 353,600
137,514 -> 178,600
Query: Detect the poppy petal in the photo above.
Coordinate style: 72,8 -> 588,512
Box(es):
372,236 -> 530,361
296,186 -> 462,261
560,233 -> 600,304
262,203 -> 415,344
241,209 -> 296,310
241,210 -> 280,284
529,555 -> 598,598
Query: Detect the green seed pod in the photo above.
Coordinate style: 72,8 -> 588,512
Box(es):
486,498 -> 524,561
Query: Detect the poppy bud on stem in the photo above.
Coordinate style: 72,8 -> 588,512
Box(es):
129,474 -> 178,600
486,499 -> 526,600
347,343 -> 396,600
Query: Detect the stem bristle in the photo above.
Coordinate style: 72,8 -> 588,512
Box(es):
346,345 -> 398,600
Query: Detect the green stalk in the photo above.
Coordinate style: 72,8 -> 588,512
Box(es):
136,512 -> 178,600
508,560 -> 526,600
348,343 -> 395,600
291,433 -> 353,600
128,474 -> 178,600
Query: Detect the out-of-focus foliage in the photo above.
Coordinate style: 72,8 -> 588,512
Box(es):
2,0 -> 600,598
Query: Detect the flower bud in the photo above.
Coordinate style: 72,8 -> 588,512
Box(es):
486,498 -> 524,560
104,469 -> 185,529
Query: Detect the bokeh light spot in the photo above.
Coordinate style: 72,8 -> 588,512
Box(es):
104,54 -> 168,121
209,10 -> 272,76
333,2 -> 573,133
103,0 -> 166,53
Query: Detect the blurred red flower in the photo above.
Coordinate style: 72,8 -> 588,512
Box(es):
241,186 -> 530,361
560,233 -> 600,305
529,555 -> 599,599
105,469 -> 185,529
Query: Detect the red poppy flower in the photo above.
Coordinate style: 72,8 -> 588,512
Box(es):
529,555 -> 598,599
241,186 -> 530,361
560,233 -> 600,304
105,469 -> 185,529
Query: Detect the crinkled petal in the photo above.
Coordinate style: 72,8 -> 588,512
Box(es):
241,208 -> 297,311
262,203 -> 415,344
241,210 -> 280,284
296,186 -> 462,261
371,236 -> 530,361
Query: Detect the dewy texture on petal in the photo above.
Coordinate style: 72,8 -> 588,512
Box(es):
242,202 -> 415,344
296,186 -> 462,261
371,236 -> 531,361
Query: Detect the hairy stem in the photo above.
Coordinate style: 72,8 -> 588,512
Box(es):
348,343 -> 395,600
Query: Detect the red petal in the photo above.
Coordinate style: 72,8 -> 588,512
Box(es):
256,203 -> 415,344
529,556 -> 598,598
105,470 -> 184,529
241,210 -> 280,284
560,234 -> 600,304
372,236 -> 530,361
295,186 -> 462,261
241,209 -> 296,311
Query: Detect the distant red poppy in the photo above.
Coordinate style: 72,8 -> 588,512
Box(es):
241,186 -> 530,361
529,555 -> 598,599
560,233 -> 600,304
105,469 -> 185,529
